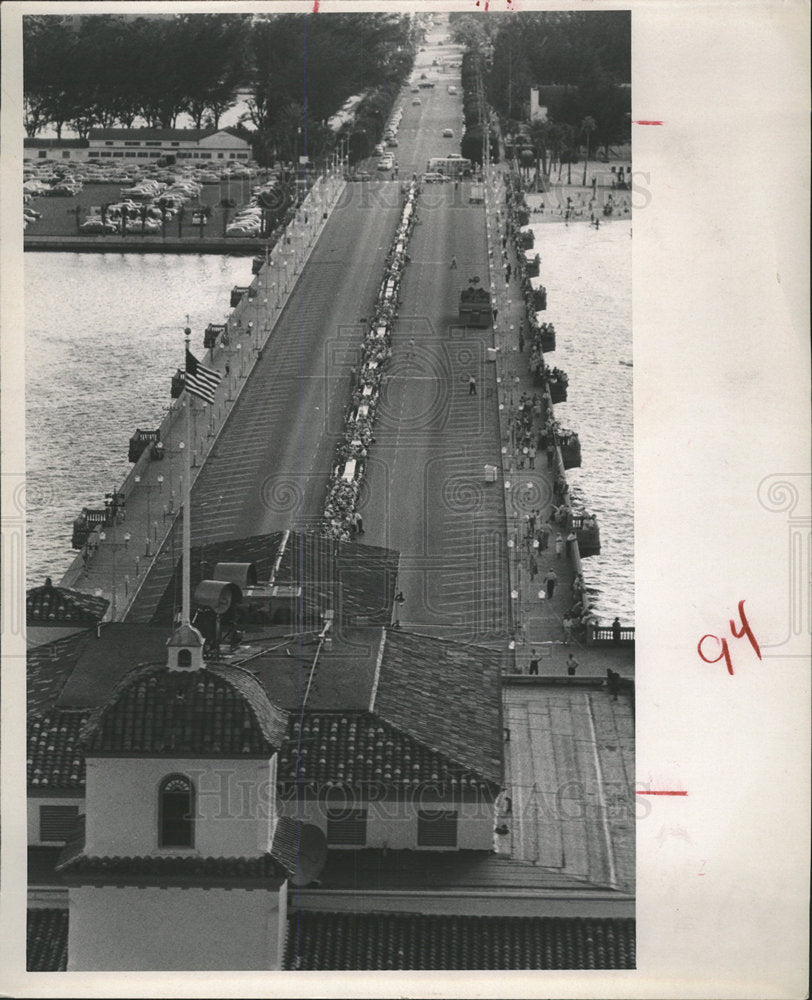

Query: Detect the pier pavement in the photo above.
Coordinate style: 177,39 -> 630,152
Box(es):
59,168 -> 357,619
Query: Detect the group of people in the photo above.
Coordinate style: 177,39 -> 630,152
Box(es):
322,180 -> 420,541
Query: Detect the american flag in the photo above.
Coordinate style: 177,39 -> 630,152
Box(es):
184,349 -> 221,405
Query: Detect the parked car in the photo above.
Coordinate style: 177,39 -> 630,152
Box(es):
443,128 -> 454,138
80,218 -> 118,234
412,98 -> 422,106
422,172 -> 447,184
226,223 -> 259,237
373,144 -> 385,156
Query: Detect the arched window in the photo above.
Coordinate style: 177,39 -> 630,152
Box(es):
177,648 -> 192,668
159,774 -> 194,848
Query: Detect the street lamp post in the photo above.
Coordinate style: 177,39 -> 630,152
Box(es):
98,529 -> 131,619
133,473 -> 164,555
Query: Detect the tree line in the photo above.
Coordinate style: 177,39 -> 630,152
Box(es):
449,11 -> 631,163
23,12 -> 417,164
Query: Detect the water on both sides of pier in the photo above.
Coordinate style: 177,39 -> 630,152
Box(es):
25,228 -> 634,625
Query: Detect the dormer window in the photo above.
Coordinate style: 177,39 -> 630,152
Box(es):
177,648 -> 192,668
159,774 -> 194,847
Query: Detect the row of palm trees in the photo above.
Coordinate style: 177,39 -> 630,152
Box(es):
516,115 -> 598,189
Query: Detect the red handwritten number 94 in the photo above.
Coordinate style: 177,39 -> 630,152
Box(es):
697,600 -> 761,675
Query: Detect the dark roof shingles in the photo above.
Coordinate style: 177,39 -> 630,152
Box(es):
27,631 -> 89,716
27,908 -> 69,972
57,852 -> 287,883
27,585 -> 109,626
279,712 -> 494,791
285,911 -> 635,970
83,663 -> 288,756
374,631 -> 503,786
28,711 -> 89,790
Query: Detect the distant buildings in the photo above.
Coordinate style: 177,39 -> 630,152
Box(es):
24,127 -> 252,164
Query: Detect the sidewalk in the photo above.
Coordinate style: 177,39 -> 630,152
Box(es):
59,170 -> 347,620
482,166 -> 618,678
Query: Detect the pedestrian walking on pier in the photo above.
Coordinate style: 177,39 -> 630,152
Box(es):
529,553 -> 538,580
543,569 -> 558,600
538,522 -> 551,551
450,255 -> 457,270
468,375 -> 477,396
506,262 -> 512,283
566,653 -> 579,676
566,530 -> 577,556
528,444 -> 536,469
528,650 -> 539,675
546,443 -> 555,468
562,615 -> 573,644
555,534 -> 564,558
612,617 -> 622,644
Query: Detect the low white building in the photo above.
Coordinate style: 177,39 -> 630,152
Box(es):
24,127 -> 253,164
86,127 -> 252,163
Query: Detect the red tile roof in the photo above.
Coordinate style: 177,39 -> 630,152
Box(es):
285,911 -> 635,969
82,663 -> 289,756
375,631 -> 503,786
278,712 -> 496,792
28,710 -> 89,790
27,584 -> 109,626
27,908 -> 69,972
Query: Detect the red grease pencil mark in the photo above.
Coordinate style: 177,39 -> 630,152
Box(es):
312,0 -> 319,11
698,600 -> 761,676
634,120 -> 663,125
636,790 -> 688,796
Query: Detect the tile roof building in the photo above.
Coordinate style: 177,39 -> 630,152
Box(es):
285,911 -> 635,970
27,908 -> 69,972
26,530 -> 635,971
26,579 -> 109,649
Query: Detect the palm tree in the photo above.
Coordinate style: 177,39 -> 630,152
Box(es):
527,119 -> 552,190
580,116 -> 597,187
556,123 -> 576,185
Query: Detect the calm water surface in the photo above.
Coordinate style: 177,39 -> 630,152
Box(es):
26,233 -> 634,625
25,253 -> 251,588
530,220 -> 634,624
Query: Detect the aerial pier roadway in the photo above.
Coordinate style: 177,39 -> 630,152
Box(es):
62,40 -> 629,682
44,28 -> 634,930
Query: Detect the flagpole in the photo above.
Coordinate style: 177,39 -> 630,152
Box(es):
183,324 -> 192,627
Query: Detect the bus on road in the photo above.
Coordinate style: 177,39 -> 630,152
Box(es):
426,155 -> 473,178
